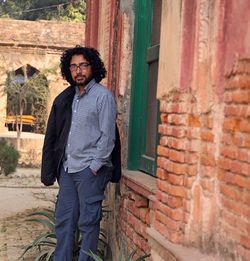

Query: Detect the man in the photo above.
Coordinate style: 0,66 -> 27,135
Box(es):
41,46 -> 118,261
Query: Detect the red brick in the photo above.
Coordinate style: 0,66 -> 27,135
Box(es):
160,136 -> 168,146
184,176 -> 195,188
167,126 -> 186,138
154,221 -> 183,244
232,89 -> 250,104
241,163 -> 250,177
157,145 -> 169,157
231,160 -> 242,174
134,194 -> 148,208
155,210 -> 181,231
165,160 -> 187,175
220,183 -> 242,201
201,154 -> 216,166
188,115 -> 200,127
155,201 -> 184,221
200,130 -> 214,142
187,128 -> 200,139
226,74 -> 250,89
201,143 -> 215,155
223,118 -> 241,132
224,104 -> 250,117
186,139 -> 200,152
168,150 -> 185,163
158,124 -> 168,135
187,165 -> 198,176
222,133 -> 244,147
185,152 -> 199,164
243,137 -> 250,148
139,208 -> 149,223
221,196 -> 242,216
156,191 -> 183,208
243,191 -> 250,205
157,156 -> 168,169
156,168 -> 168,180
134,219 -> 147,238
168,114 -> 187,126
238,148 -> 249,162
219,158 -> 232,171
221,145 -> 237,160
157,180 -> 187,198
160,113 -> 168,123
240,119 -> 250,133
160,102 -> 187,114
168,137 -> 186,151
168,174 -> 184,186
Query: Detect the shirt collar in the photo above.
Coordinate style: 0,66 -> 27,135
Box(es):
75,78 -> 96,97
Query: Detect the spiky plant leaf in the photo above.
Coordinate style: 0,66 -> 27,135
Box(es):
20,232 -> 53,258
35,249 -> 49,261
45,247 -> 54,261
84,250 -> 103,261
27,217 -> 54,231
29,210 -> 56,224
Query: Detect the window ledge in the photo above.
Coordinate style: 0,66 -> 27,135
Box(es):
147,227 -> 221,261
122,170 -> 157,199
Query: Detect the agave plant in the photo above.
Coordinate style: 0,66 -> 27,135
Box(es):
20,209 -> 82,260
86,249 -> 150,261
20,208 -> 108,261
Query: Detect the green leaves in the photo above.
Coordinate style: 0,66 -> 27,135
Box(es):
0,0 -> 86,22
20,209 -> 56,261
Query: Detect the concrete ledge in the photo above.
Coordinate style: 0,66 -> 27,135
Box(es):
147,227 -> 221,261
122,170 -> 157,198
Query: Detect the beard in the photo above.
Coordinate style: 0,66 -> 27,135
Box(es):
72,74 -> 93,87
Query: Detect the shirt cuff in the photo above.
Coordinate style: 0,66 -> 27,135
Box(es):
89,160 -> 103,173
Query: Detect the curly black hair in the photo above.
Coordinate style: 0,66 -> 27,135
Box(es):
60,45 -> 107,85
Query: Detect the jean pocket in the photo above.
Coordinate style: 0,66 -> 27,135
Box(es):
81,195 -> 104,226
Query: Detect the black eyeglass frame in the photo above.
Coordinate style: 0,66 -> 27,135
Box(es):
69,62 -> 91,71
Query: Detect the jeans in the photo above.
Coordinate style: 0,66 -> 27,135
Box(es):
53,165 -> 112,261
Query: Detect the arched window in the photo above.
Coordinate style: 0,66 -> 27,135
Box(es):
5,64 -> 49,133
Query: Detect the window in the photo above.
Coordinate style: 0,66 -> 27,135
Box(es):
128,0 -> 162,176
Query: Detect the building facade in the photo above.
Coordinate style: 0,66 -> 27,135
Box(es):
86,1 -> 250,260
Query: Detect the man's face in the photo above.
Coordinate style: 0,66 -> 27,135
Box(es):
69,54 -> 93,87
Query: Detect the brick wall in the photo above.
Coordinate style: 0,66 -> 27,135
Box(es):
155,59 -> 250,260
119,187 -> 151,259
218,59 -> 250,260
0,18 -> 85,49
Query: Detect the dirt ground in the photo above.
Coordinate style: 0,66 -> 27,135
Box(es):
0,168 -> 58,260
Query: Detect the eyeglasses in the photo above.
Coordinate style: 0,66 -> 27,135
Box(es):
69,62 -> 91,71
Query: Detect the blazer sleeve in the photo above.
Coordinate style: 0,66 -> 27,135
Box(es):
41,104 -> 57,186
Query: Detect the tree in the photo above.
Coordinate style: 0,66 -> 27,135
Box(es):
0,0 -> 85,22
4,66 -> 49,150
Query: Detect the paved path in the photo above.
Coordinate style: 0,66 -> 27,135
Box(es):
0,168 -> 58,260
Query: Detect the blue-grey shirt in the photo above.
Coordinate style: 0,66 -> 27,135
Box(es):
64,79 -> 117,173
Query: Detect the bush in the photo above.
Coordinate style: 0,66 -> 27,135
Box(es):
0,138 -> 20,175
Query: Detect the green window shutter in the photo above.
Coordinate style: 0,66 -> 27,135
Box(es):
128,0 -> 161,176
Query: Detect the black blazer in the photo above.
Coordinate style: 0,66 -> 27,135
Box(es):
41,86 -> 121,186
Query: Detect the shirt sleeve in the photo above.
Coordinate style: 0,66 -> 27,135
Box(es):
89,92 -> 117,172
